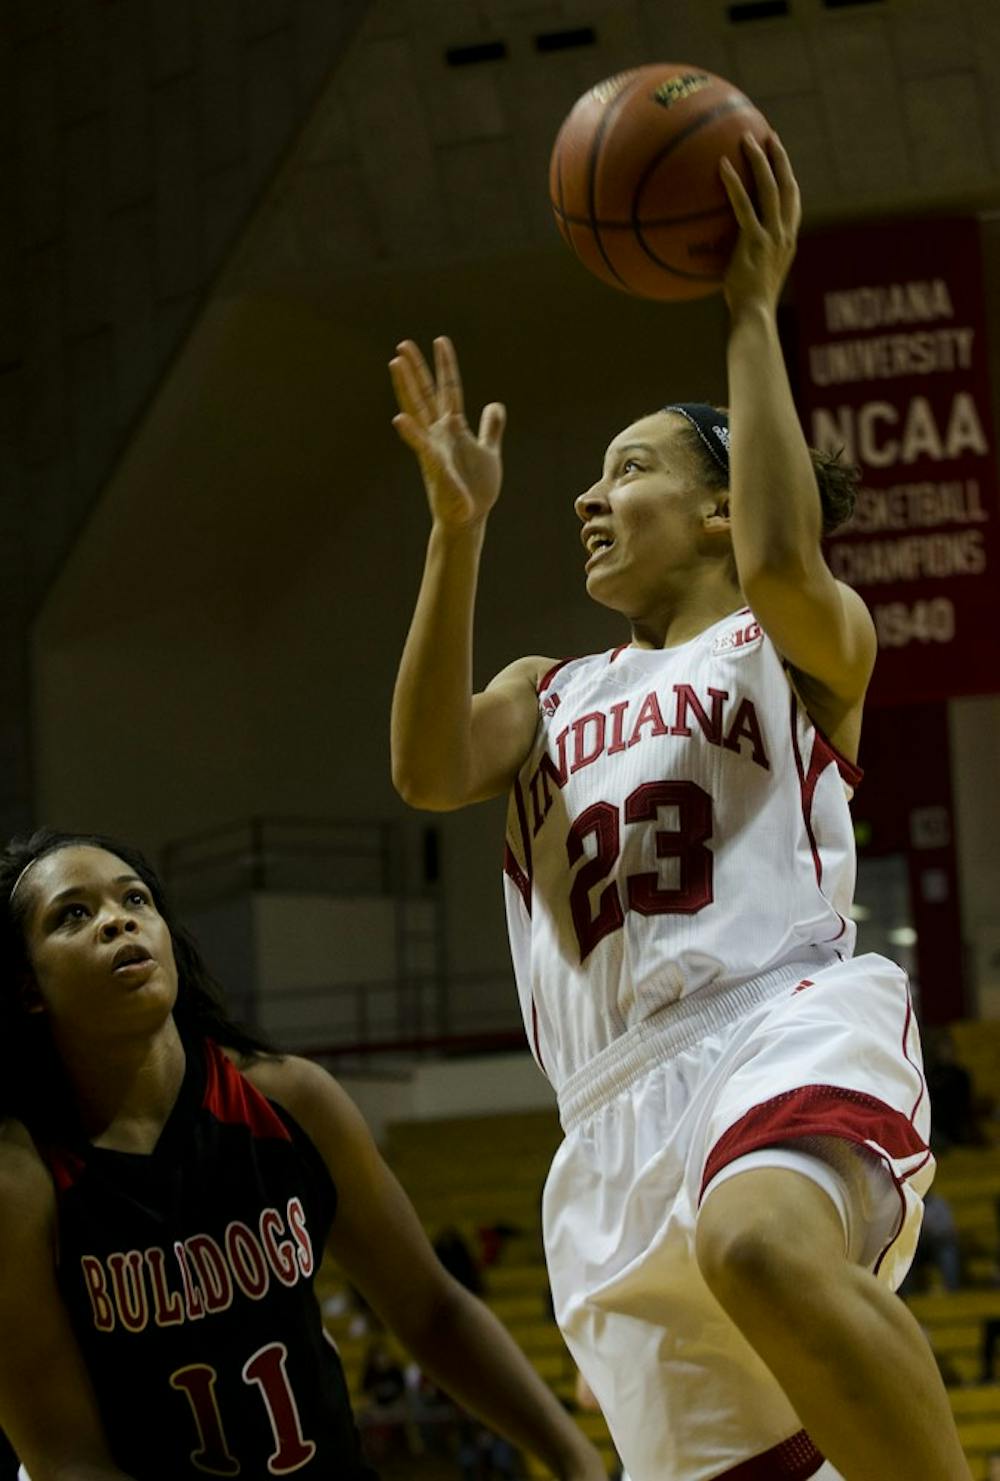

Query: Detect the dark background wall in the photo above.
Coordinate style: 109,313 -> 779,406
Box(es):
4,0 -> 1000,1027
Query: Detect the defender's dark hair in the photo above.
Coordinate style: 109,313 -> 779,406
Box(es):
0,829 -> 274,1135
669,409 -> 860,535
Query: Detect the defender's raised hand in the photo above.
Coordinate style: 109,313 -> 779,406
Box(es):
390,336 -> 506,530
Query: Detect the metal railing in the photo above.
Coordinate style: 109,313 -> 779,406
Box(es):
161,815 -> 507,1060
231,970 -> 526,1067
163,816 -> 402,906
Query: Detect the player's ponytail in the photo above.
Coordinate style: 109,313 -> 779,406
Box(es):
809,445 -> 861,534
664,405 -> 861,535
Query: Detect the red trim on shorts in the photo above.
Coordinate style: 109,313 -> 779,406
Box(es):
901,988 -> 926,1126
715,1428 -> 825,1479
537,658 -> 572,694
202,1041 -> 291,1142
699,1083 -> 929,1203
865,985 -> 934,1275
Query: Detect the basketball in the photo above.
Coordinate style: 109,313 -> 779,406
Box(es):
549,63 -> 773,301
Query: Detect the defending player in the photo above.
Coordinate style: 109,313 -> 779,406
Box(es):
390,135 -> 971,1480
0,830 -> 605,1481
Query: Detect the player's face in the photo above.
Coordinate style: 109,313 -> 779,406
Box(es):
21,846 -> 178,1038
575,411 -> 726,614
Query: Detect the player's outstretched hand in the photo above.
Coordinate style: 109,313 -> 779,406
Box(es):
390,336 -> 506,530
719,131 -> 801,320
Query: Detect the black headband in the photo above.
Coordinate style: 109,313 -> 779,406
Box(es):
663,402 -> 730,476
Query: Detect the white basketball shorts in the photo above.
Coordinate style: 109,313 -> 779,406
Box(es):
542,952 -> 933,1481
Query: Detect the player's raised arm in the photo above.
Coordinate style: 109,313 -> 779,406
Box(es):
389,336 -> 550,809
719,134 -> 876,708
0,1130 -> 137,1481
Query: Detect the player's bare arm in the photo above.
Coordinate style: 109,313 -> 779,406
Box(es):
0,1127 -> 137,1481
390,336 -> 552,807
244,1056 -> 605,1481
720,134 -> 876,752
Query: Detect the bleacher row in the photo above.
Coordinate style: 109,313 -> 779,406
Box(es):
317,1026 -> 1000,1480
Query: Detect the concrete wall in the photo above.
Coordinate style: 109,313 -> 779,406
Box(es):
0,0 -> 371,833
342,1053 -> 556,1145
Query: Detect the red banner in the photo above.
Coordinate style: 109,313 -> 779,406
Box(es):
791,217 -> 1000,704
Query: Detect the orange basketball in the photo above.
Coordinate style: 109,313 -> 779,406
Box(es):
549,63 -> 773,301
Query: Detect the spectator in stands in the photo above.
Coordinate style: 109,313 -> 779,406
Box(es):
434,1225 -> 485,1295
457,1419 -> 522,1481
322,1280 -> 382,1339
976,1196 -> 1000,1385
359,1340 -> 410,1466
404,1360 -> 459,1461
361,1340 -> 407,1409
477,1220 -> 522,1269
982,1318 -> 1000,1386
926,1030 -> 982,1151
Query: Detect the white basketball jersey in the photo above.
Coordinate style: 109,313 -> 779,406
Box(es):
502,607 -> 862,1092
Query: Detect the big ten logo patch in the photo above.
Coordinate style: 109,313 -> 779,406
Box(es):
713,619 -> 763,656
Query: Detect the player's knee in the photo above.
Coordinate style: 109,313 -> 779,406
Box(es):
694,1183 -> 838,1313
696,1165 -> 851,1309
695,1210 -> 789,1307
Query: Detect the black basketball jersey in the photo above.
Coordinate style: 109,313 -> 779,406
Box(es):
39,1039 -> 377,1480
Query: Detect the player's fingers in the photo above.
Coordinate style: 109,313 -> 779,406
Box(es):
478,401 -> 506,451
389,357 -> 421,420
719,155 -> 758,232
392,412 -> 432,459
742,134 -> 780,230
390,352 -> 436,426
434,336 -> 466,420
769,133 -> 802,235
395,340 -> 437,420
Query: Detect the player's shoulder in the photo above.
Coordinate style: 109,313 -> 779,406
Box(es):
231,1051 -> 379,1192
226,1049 -> 358,1141
490,649 -> 618,695
222,1045 -> 320,1103
0,1118 -> 55,1222
0,1115 -> 47,1169
484,653 -> 560,694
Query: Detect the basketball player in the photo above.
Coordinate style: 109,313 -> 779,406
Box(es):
389,134 -> 971,1480
0,830 -> 605,1481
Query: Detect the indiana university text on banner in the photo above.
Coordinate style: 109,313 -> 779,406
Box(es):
791,216 -> 1000,705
